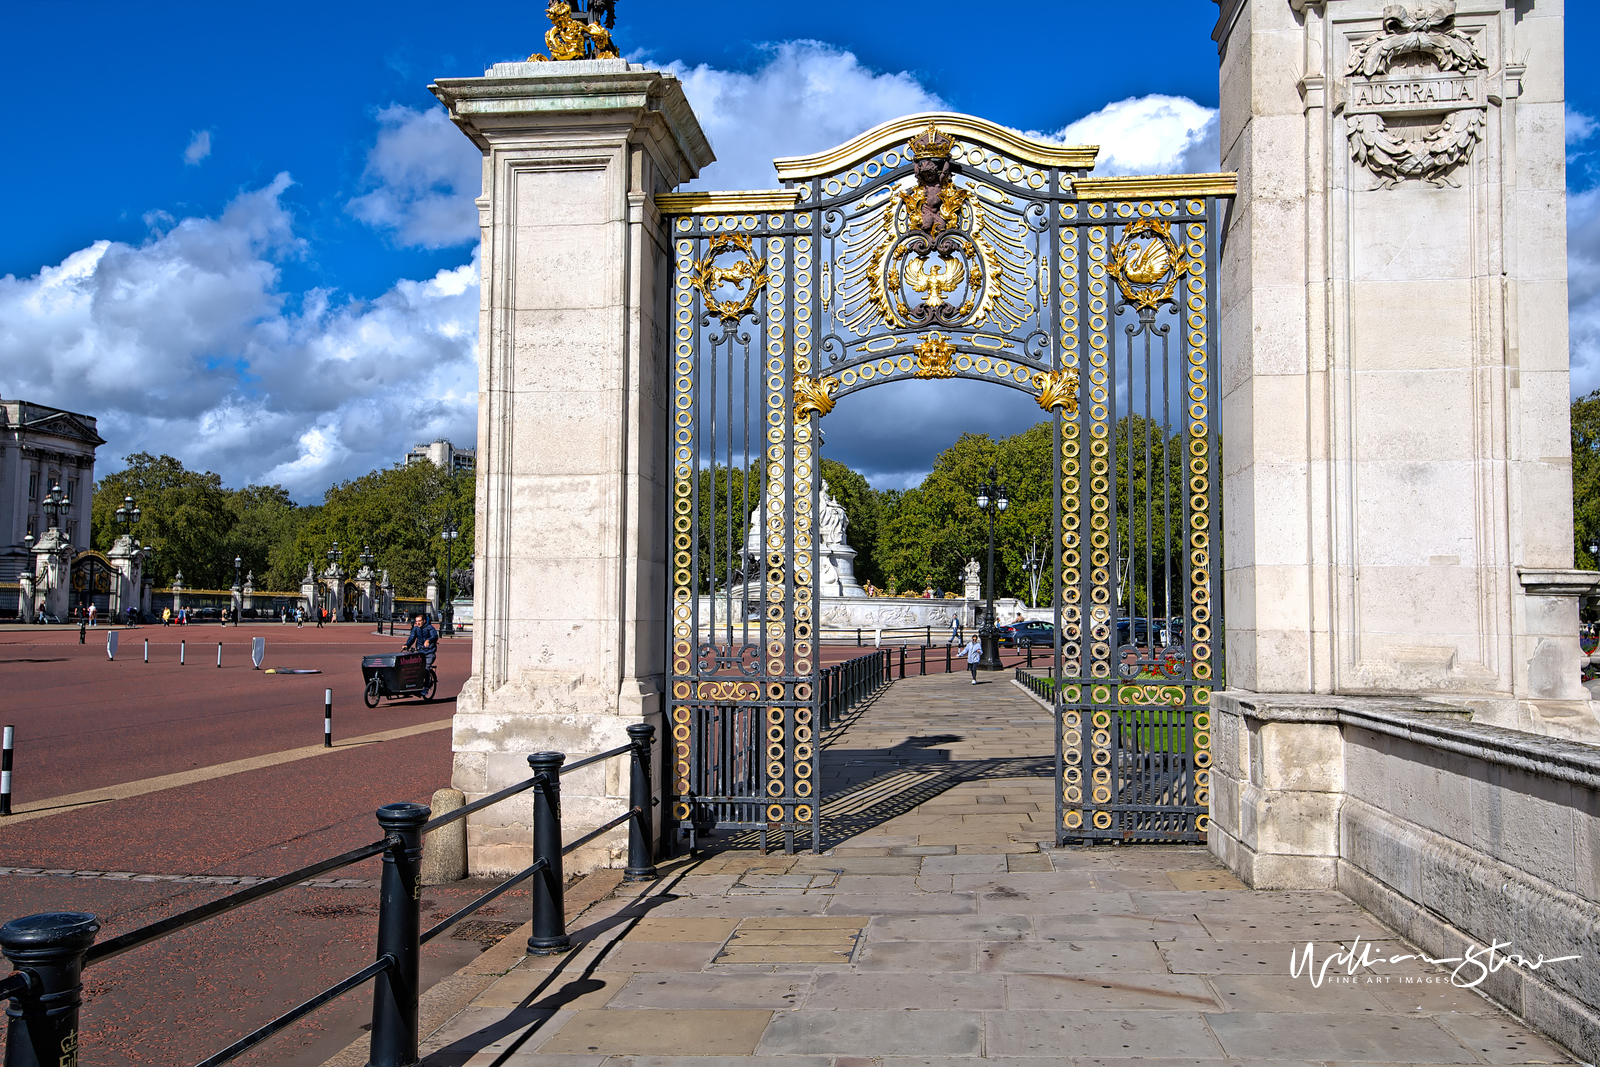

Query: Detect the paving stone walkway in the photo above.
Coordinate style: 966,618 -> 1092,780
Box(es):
414,673 -> 1578,1066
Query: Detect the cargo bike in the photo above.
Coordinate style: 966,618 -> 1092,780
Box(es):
361,651 -> 437,707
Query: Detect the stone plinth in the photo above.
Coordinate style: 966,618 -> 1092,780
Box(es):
431,60 -> 713,874
1215,0 -> 1584,732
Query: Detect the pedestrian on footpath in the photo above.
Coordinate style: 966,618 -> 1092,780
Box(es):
963,635 -> 983,683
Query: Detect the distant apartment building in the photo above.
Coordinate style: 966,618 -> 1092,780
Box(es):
406,439 -> 476,474
1,396 -> 103,586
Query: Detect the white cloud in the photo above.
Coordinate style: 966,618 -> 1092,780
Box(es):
184,130 -> 212,166
667,41 -> 948,190
3,43 -> 1237,503
1570,187 -> 1600,397
347,105 -> 482,249
1041,95 -> 1219,176
1569,107 -> 1597,145
0,175 -> 479,500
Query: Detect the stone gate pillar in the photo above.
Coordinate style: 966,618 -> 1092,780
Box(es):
1211,0 -> 1593,890
430,59 -> 713,874
1215,0 -> 1587,727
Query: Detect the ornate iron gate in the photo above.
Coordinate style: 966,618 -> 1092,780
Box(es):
659,113 -> 1233,852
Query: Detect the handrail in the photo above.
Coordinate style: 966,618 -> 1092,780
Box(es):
420,857 -> 548,945
0,725 -> 660,1067
193,955 -> 396,1067
560,742 -> 633,776
84,834 -> 399,967
561,807 -> 639,856
420,773 -> 545,835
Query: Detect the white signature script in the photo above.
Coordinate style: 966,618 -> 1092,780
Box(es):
1290,936 -> 1580,989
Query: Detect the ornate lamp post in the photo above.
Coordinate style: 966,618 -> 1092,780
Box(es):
975,465 -> 1008,671
41,481 -> 71,533
440,513 -> 460,637
114,494 -> 141,532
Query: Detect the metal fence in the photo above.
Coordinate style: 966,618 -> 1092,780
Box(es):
0,727 -> 658,1067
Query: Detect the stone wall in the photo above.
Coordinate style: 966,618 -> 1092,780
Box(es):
1215,0 -> 1593,732
1211,692 -> 1600,1059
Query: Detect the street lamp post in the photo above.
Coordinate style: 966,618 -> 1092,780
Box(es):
115,494 -> 145,623
975,465 -> 1008,671
440,514 -> 460,637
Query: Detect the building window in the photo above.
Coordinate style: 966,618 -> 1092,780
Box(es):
27,473 -> 37,501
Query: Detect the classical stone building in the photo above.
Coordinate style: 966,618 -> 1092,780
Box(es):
0,397 -> 101,614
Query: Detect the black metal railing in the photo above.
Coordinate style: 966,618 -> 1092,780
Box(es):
0,724 -> 658,1067
819,649 -> 892,729
1015,666 -> 1056,704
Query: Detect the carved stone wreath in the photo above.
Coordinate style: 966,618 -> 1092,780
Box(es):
1343,1 -> 1489,188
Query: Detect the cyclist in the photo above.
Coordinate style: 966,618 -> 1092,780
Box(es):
403,613 -> 439,672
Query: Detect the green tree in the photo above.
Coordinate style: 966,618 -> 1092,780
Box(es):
227,485 -> 312,593
287,461 -> 474,597
92,454 -> 236,588
1575,390 -> 1600,570
873,423 -> 1056,600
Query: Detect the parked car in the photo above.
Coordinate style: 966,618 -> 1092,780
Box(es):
999,620 -> 1056,648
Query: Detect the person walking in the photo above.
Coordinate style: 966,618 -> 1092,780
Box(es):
962,635 -> 983,683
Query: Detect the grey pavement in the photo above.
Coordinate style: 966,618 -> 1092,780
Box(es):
409,672 -> 1580,1066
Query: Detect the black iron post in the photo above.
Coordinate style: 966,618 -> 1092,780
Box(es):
976,465 -> 1009,671
527,752 -> 570,955
440,514 -> 459,637
368,802 -> 428,1067
624,724 -> 658,881
0,912 -> 100,1067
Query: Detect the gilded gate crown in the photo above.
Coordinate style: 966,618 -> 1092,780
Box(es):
907,124 -> 956,160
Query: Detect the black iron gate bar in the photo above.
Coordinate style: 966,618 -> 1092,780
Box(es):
661,115 -> 1234,853
0,728 -> 657,1067
1052,177 -> 1233,845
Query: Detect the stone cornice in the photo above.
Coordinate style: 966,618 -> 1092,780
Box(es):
429,62 -> 715,179
1518,568 -> 1600,597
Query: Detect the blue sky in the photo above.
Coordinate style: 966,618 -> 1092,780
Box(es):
2,1 -> 1596,500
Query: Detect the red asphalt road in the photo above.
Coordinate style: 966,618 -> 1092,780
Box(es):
0,624 -> 482,1066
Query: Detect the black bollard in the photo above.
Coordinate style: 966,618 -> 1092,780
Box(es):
624,724 -> 658,881
368,802 -> 428,1067
0,912 -> 100,1067
527,752 -> 570,954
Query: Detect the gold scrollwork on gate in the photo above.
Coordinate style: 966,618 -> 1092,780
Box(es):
1107,218 -> 1188,312
691,233 -> 768,323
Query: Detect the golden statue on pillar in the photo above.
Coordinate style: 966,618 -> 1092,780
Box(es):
529,0 -> 620,62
